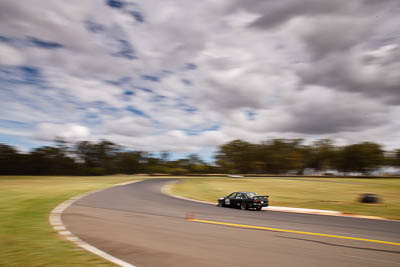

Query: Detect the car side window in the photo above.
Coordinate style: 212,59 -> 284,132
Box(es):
229,193 -> 237,198
236,193 -> 243,199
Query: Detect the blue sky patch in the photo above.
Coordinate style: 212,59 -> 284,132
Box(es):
0,120 -> 30,129
29,37 -> 63,49
124,90 -> 135,96
150,95 -> 166,102
82,112 -> 103,125
0,134 -> 51,152
107,76 -> 132,86
183,124 -> 219,136
0,66 -> 47,87
103,106 -> 119,113
168,148 -> 216,163
20,66 -> 39,75
126,106 -> 149,117
0,35 -> 11,43
178,103 -> 197,113
112,39 -> 136,60
85,21 -> 106,33
185,63 -> 197,70
141,75 -> 160,82
131,11 -> 144,22
106,0 -> 124,9
182,79 -> 192,85
89,101 -> 119,114
91,101 -> 107,107
247,111 -> 256,120
203,124 -> 220,131
105,0 -> 144,23
183,129 -> 199,136
137,87 -> 153,93
19,66 -> 43,85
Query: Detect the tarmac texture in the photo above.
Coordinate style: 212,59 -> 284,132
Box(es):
62,179 -> 400,267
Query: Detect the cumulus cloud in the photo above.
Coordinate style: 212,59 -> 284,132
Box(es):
1,0 -> 400,157
0,43 -> 24,65
35,123 -> 90,142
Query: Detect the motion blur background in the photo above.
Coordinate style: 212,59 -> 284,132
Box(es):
1,0 -> 400,174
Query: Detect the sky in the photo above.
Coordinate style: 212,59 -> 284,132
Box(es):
0,0 -> 400,161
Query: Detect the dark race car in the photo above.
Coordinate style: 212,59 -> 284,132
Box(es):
217,192 -> 269,210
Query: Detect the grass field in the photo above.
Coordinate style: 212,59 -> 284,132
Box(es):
0,175 -> 146,267
171,177 -> 400,220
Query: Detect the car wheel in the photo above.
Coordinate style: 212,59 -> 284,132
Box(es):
217,202 -> 224,207
256,207 -> 262,211
240,203 -> 248,210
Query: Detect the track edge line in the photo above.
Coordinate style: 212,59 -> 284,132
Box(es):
49,180 -> 143,267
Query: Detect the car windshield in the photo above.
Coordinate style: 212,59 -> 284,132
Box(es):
246,192 -> 258,198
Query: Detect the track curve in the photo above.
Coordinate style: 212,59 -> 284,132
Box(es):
62,179 -> 400,267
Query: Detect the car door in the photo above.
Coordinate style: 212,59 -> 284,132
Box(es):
234,193 -> 244,208
242,193 -> 249,206
225,193 -> 237,207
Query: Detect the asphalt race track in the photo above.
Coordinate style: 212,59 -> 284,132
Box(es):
62,179 -> 400,267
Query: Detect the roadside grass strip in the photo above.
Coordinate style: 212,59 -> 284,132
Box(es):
187,218 -> 400,246
172,177 -> 400,220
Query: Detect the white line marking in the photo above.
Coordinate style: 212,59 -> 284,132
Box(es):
49,180 -> 143,267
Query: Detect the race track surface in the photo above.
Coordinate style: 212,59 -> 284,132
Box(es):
62,179 -> 400,267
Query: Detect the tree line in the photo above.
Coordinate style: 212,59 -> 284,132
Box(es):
1,138 -> 400,176
217,139 -> 400,175
0,140 -> 216,175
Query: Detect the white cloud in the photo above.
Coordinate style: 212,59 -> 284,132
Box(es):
0,43 -> 24,65
35,123 -> 90,142
1,0 -> 400,156
104,116 -> 153,137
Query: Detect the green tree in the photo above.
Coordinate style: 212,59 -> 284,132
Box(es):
335,142 -> 384,174
392,150 -> 400,167
113,151 -> 144,174
260,139 -> 307,174
75,140 -> 120,174
216,140 -> 258,174
308,139 -> 337,172
0,143 -> 21,174
28,146 -> 77,175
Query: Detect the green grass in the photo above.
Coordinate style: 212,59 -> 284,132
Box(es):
0,175 -> 152,267
171,177 -> 400,220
